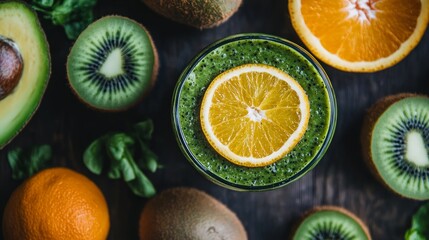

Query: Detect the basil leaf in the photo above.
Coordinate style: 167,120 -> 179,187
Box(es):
106,133 -> 135,160
126,170 -> 156,198
7,147 -> 25,180
411,203 -> 429,236
7,145 -> 52,180
405,202 -> 429,240
30,144 -> 52,173
82,119 -> 160,198
137,141 -> 158,173
64,19 -> 90,40
406,229 -> 426,240
107,158 -> 122,179
29,0 -> 98,40
107,154 -> 135,181
83,138 -> 105,175
133,119 -> 154,141
105,133 -> 137,181
62,10 -> 94,39
31,0 -> 55,8
119,151 -> 136,182
50,0 -> 96,25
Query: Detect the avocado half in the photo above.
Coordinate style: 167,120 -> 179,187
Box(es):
0,1 -> 50,148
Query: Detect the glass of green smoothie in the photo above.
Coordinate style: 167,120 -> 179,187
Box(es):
172,33 -> 337,191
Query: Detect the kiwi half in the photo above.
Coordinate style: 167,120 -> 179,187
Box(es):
361,93 -> 429,200
291,206 -> 371,240
67,16 -> 158,111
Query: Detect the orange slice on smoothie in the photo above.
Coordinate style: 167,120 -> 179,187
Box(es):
289,0 -> 429,72
200,64 -> 310,167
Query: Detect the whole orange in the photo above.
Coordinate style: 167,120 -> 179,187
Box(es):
2,167 -> 110,240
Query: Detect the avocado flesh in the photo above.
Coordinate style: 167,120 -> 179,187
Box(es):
0,1 -> 50,148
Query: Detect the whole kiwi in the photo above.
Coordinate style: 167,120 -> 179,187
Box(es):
139,187 -> 247,240
142,0 -> 242,29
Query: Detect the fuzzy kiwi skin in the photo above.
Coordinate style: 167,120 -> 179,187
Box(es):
66,15 -> 159,112
360,93 -> 421,198
142,0 -> 242,29
290,206 -> 371,240
139,187 -> 247,240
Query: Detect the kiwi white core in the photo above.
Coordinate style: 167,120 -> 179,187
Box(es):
405,130 -> 429,167
99,48 -> 124,78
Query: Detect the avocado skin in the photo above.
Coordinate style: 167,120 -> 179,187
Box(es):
142,0 -> 242,29
139,187 -> 247,240
0,1 -> 50,149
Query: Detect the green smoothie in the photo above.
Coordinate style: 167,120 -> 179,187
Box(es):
173,34 -> 336,190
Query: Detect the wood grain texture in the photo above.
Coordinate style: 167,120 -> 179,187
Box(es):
1,0 -> 429,239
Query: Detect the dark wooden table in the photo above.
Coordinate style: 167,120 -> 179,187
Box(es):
1,0 -> 429,239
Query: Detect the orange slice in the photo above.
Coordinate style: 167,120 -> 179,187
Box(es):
289,0 -> 429,72
200,64 -> 310,167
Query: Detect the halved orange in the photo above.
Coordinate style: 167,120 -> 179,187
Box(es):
289,0 -> 429,72
200,64 -> 310,167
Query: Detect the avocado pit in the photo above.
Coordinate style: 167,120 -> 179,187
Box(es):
0,36 -> 23,99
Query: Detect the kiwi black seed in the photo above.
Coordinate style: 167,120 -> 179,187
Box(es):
361,93 -> 429,200
142,0 -> 242,29
291,206 -> 371,240
67,16 -> 159,111
139,187 -> 247,240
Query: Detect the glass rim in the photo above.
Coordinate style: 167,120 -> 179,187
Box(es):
172,33 -> 337,191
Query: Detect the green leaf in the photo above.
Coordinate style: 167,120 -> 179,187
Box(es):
405,202 -> 429,240
50,0 -> 96,25
63,10 -> 93,39
7,147 -> 25,180
107,158 -> 122,179
412,203 -> 429,236
29,0 -> 97,40
126,170 -> 156,198
137,141 -> 158,173
29,145 -> 52,173
83,138 -> 105,175
82,119 -> 160,198
106,133 -> 135,160
31,0 -> 55,8
133,119 -> 154,141
119,152 -> 136,182
7,145 -> 52,180
406,229 -> 426,240
106,133 -> 137,182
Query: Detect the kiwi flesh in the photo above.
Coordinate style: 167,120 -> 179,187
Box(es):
361,93 -> 429,200
142,0 -> 242,29
67,16 -> 158,111
291,206 -> 371,240
139,187 -> 247,240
